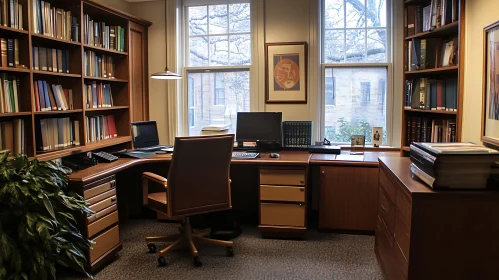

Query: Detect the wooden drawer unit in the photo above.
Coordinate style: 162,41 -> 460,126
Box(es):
84,178 -> 116,200
88,211 -> 119,238
88,204 -> 118,224
89,225 -> 120,264
378,187 -> 395,234
260,185 -> 305,202
379,168 -> 396,202
260,203 -> 305,227
87,189 -> 117,206
260,169 -> 305,186
89,195 -> 117,214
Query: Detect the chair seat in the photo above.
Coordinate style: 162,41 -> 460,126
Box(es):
148,192 -> 168,215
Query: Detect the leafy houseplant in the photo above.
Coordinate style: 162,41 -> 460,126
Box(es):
0,151 -> 93,279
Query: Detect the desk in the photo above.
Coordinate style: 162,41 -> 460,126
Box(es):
69,150 -> 398,272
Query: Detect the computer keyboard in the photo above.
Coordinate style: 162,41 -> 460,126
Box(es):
232,152 -> 260,159
135,145 -> 172,151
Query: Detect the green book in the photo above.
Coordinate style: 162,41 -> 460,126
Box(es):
120,27 -> 125,52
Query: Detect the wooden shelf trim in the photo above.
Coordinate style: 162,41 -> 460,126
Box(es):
31,33 -> 82,46
0,112 -> 32,117
405,21 -> 459,40
83,44 -> 128,56
0,67 -> 30,73
34,109 -> 83,115
404,108 -> 458,115
0,25 -> 28,34
84,76 -> 128,83
85,106 -> 129,112
32,70 -> 82,78
405,66 -> 458,75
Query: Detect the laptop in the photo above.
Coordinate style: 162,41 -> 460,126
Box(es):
131,121 -> 172,151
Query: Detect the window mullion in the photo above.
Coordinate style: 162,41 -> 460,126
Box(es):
343,0 -> 346,62
227,4 -> 230,65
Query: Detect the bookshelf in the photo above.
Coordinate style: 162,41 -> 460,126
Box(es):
401,0 -> 465,154
0,0 -> 151,160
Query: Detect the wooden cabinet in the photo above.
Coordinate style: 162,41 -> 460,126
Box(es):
376,157 -> 499,280
129,21 -> 149,123
319,166 -> 378,231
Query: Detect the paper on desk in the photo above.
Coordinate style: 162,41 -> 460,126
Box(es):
161,147 -> 174,152
335,154 -> 364,161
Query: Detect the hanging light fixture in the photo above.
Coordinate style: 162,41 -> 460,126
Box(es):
151,0 -> 182,80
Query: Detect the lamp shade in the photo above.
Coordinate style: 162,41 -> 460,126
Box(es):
151,67 -> 182,80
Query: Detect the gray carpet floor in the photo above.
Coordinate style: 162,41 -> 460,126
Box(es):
59,219 -> 383,280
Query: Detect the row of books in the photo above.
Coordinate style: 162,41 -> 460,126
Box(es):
83,15 -> 125,52
282,121 -> 312,147
85,83 -> 113,108
84,51 -> 116,79
405,0 -> 458,36
406,116 -> 456,146
0,74 -> 19,113
0,0 -> 23,30
0,119 -> 24,155
405,78 -> 457,111
86,115 -> 117,143
31,0 -> 78,42
410,142 -> 499,189
406,37 -> 458,71
36,117 -> 80,151
0,38 -> 19,68
33,80 -> 73,111
32,47 -> 70,73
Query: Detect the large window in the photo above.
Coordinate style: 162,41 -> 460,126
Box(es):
185,1 -> 251,135
322,0 -> 389,144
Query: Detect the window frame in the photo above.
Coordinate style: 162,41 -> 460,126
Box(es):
319,0 -> 393,146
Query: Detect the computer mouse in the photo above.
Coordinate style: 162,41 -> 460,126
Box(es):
269,153 -> 280,158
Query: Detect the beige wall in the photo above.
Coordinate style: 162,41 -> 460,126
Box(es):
98,0 -> 132,14
463,0 -> 499,143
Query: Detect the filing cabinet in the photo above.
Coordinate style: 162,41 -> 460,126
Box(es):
258,167 -> 307,236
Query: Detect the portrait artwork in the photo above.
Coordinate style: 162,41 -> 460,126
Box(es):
482,21 -> 499,148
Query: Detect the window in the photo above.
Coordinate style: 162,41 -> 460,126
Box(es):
185,2 -> 251,135
322,0 -> 390,144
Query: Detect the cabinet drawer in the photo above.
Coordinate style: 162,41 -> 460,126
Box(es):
87,189 -> 116,206
375,217 -> 393,272
394,211 -> 411,262
260,185 -> 305,202
260,203 -> 305,227
376,215 -> 393,249
379,168 -> 396,203
260,169 -> 305,186
88,210 -> 119,238
378,187 -> 395,234
88,204 -> 118,224
89,195 -> 117,215
84,179 -> 116,200
89,225 -> 119,264
394,242 -> 409,278
395,189 -> 412,228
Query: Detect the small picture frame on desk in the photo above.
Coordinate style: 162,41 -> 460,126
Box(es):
372,127 -> 382,147
350,135 -> 365,154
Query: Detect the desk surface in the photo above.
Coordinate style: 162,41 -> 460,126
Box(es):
69,150 -> 400,184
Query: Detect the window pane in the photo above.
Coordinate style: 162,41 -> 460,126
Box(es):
209,5 -> 228,34
325,74 -> 336,106
229,3 -> 251,33
324,30 -> 345,63
324,67 -> 387,144
187,70 -> 250,136
345,29 -> 365,62
346,0 -> 365,28
189,36 -> 209,66
367,0 -> 386,27
324,0 -> 344,29
229,34 -> 251,65
188,6 -> 208,36
367,29 -> 386,62
210,36 -> 229,65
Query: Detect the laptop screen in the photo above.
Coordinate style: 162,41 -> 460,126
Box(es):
131,121 -> 160,148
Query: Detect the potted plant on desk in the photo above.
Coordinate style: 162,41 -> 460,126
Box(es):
0,151 -> 93,279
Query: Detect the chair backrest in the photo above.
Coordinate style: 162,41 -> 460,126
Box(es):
167,134 -> 234,217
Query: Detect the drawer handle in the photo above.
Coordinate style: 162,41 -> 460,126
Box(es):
299,180 -> 304,184
380,203 -> 387,212
300,188 -> 305,192
111,181 -> 116,188
111,197 -> 117,202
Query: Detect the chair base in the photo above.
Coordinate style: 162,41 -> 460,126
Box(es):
146,217 -> 234,267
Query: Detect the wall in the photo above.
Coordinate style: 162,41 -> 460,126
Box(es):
463,0 -> 499,143
98,0 -> 132,13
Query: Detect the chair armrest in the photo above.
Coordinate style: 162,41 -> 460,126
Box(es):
142,172 -> 167,206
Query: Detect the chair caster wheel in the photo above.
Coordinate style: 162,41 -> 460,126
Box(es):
226,246 -> 234,257
193,256 -> 202,267
157,256 -> 167,267
147,243 -> 157,254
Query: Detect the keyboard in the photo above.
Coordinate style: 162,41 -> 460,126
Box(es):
135,145 -> 172,152
232,152 -> 260,159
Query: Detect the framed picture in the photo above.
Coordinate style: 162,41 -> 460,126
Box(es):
265,42 -> 307,103
351,135 -> 365,148
482,21 -> 499,149
372,127 -> 383,147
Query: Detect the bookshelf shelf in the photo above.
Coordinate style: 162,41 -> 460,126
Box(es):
0,25 -> 28,34
84,76 -> 128,83
32,71 -> 82,78
85,106 -> 129,111
402,146 -> 410,152
34,110 -> 83,115
0,112 -> 32,117
404,108 -> 458,115
404,66 -> 459,75
31,33 -> 82,46
85,136 -> 132,149
405,21 -> 459,40
83,44 -> 128,56
0,67 -> 31,73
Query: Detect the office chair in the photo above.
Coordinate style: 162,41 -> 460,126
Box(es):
142,134 -> 235,267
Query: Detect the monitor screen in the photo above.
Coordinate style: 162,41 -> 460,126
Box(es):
131,121 -> 160,148
236,112 -> 282,143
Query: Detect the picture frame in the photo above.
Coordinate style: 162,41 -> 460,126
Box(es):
265,42 -> 308,104
351,135 -> 365,148
482,21 -> 499,149
372,127 -> 383,147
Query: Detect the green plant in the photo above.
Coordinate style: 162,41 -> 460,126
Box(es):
0,151 -> 93,280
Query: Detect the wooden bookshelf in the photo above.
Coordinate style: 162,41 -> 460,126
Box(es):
0,0 -> 151,161
401,0 -> 465,155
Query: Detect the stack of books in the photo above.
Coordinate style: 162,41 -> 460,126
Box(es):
84,83 -> 113,108
36,117 -> 80,151
84,50 -> 115,79
0,74 -> 20,113
83,14 -> 125,52
33,80 -> 73,111
32,47 -> 70,73
0,0 -> 23,30
0,118 -> 25,155
405,117 -> 456,146
85,115 -> 117,143
200,124 -> 229,136
406,37 -> 458,72
404,78 -> 457,111
1,38 -> 21,68
405,0 -> 459,37
31,0 -> 78,41
410,142 -> 499,189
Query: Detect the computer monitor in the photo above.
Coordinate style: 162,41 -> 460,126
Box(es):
131,121 -> 160,148
236,112 -> 282,143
